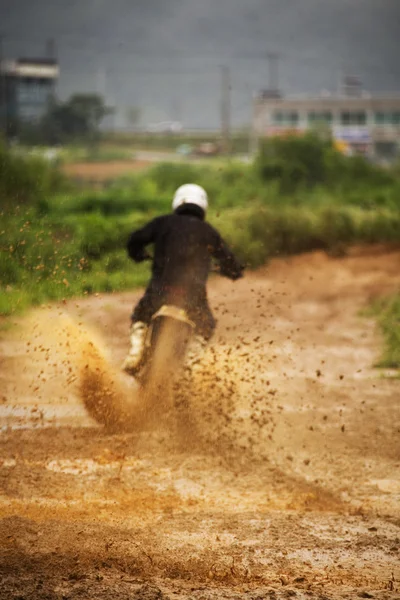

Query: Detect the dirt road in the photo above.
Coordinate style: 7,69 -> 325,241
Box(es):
62,159 -> 153,182
0,247 -> 399,599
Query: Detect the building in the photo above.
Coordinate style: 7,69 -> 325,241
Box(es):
253,81 -> 400,160
0,57 -> 59,136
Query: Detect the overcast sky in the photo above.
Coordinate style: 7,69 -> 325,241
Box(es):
1,0 -> 399,127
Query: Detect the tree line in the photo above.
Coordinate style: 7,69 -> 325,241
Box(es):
13,94 -> 112,146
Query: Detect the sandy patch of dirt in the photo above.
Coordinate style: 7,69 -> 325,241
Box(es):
62,159 -> 152,181
0,246 -> 399,599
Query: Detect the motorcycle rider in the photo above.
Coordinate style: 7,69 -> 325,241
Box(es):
122,183 -> 244,375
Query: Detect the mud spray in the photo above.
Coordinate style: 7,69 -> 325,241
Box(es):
73,311 -> 272,462
12,308 -> 255,455
15,306 -> 277,465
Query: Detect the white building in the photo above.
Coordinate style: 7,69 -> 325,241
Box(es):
253,85 -> 400,160
0,57 -> 59,136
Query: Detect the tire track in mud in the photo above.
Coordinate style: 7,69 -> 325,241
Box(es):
0,246 -> 399,599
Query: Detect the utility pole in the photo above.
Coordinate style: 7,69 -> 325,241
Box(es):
249,91 -> 259,157
0,34 -> 6,138
220,65 -> 231,155
45,38 -> 58,105
171,96 -> 182,124
97,66 -> 107,98
266,51 -> 280,94
46,37 -> 56,61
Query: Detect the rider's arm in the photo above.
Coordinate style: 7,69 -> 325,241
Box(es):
127,216 -> 164,262
211,230 -> 244,280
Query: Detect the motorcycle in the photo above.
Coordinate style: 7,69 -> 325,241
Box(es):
135,303 -> 195,391
80,253 -> 217,430
79,301 -> 196,431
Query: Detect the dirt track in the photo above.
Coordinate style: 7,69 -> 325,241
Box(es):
0,247 -> 399,599
62,160 -> 153,181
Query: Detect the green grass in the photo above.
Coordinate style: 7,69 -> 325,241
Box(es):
104,131 -> 251,154
60,144 -> 135,164
0,208 -> 151,315
368,295 -> 400,371
0,252 -> 150,316
56,132 -> 250,165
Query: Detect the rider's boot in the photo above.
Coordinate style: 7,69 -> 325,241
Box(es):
122,321 -> 148,375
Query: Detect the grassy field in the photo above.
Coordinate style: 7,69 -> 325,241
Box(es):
20,131 -> 251,165
1,134 -> 399,368
103,130 -> 251,154
368,295 -> 400,370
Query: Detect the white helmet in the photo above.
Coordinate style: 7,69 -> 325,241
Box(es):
172,184 -> 208,213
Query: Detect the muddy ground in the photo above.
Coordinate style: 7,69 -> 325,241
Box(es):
0,247 -> 399,599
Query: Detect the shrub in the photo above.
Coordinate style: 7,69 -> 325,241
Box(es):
148,162 -> 204,192
0,139 -> 67,213
370,295 -> 400,370
255,133 -> 398,196
256,133 -> 330,190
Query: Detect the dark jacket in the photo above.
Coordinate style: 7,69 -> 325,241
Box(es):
127,204 -> 243,337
